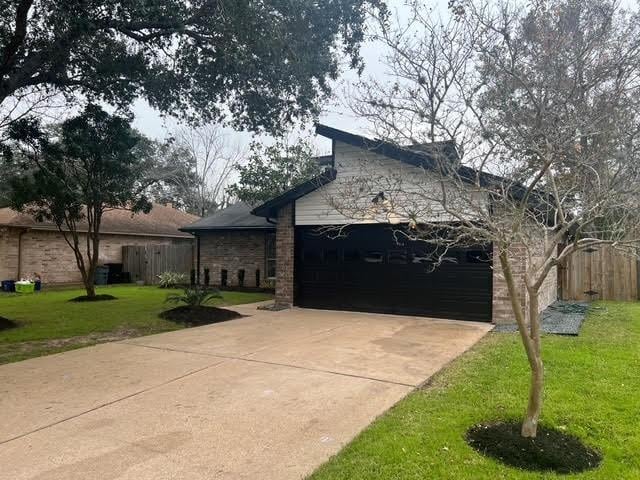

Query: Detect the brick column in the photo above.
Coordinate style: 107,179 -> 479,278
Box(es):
275,203 -> 295,307
492,243 -> 528,325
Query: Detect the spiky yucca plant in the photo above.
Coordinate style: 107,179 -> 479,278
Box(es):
165,287 -> 221,307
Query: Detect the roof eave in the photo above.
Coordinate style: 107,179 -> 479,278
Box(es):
315,124 -> 458,170
179,225 -> 276,233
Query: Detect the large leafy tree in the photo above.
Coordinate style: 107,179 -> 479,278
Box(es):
227,139 -> 321,204
5,105 -> 154,298
0,0 -> 384,133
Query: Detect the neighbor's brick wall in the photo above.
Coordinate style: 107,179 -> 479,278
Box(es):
492,243 -> 558,325
0,227 -> 20,281
275,203 -> 295,306
0,227 -> 191,284
198,230 -> 270,288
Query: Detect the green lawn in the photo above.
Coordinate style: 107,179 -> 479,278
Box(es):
0,285 -> 272,364
310,302 -> 640,480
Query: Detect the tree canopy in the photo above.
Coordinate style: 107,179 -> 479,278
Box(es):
4,104 -> 154,297
0,0 -> 384,133
227,139 -> 321,204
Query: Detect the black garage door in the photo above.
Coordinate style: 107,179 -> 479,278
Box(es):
295,225 -> 492,322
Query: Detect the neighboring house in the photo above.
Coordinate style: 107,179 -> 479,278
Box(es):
183,125 -> 557,324
0,204 -> 198,284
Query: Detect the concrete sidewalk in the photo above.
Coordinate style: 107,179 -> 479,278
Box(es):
0,305 -> 491,480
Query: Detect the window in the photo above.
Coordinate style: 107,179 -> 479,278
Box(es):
363,251 -> 384,263
465,250 -> 490,263
388,250 -> 408,264
266,233 -> 276,279
411,251 -> 432,264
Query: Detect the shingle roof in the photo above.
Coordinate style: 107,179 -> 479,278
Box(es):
180,202 -> 275,231
0,203 -> 198,238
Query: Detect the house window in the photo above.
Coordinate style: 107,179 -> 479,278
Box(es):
363,251 -> 384,263
388,250 -> 408,264
266,233 -> 276,279
465,250 -> 490,263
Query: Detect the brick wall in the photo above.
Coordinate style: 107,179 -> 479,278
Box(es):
492,243 -> 528,325
0,227 -> 20,281
275,203 -> 295,306
197,230 -> 272,288
0,227 -> 192,284
492,243 -> 558,325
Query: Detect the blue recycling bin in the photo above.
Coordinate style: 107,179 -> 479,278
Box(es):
94,266 -> 109,285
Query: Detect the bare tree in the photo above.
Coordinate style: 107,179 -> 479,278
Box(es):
0,87 -> 68,144
171,124 -> 243,216
325,0 -> 640,438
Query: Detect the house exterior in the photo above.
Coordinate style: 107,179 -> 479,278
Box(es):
0,204 -> 198,284
183,125 -> 557,324
180,202 -> 276,289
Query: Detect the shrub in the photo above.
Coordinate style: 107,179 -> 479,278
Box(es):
157,271 -> 188,289
165,286 -> 222,307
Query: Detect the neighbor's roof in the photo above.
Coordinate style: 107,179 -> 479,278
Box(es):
0,203 -> 198,238
180,202 -> 275,232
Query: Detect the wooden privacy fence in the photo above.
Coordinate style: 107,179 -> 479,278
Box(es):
560,245 -> 639,301
122,244 -> 193,285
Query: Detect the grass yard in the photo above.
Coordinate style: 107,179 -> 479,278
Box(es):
310,302 -> 640,479
0,285 -> 272,365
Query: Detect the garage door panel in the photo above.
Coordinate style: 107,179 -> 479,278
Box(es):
295,226 -> 492,322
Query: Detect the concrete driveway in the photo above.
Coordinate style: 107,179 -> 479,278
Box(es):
0,304 -> 491,480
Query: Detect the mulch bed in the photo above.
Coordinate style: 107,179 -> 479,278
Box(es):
466,421 -> 602,474
159,306 -> 243,326
69,294 -> 118,302
0,316 -> 18,331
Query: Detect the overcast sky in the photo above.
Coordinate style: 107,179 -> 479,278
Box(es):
131,0 -> 435,155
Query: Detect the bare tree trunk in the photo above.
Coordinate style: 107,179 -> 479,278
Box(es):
84,278 -> 96,297
522,285 -> 543,438
522,356 -> 544,437
499,251 -> 543,438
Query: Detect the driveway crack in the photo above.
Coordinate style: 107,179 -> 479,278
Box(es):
119,342 -> 416,388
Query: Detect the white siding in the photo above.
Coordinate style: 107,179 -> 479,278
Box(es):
295,141 -> 487,226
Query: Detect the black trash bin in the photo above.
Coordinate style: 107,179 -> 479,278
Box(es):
105,263 -> 124,284
1,280 -> 15,292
